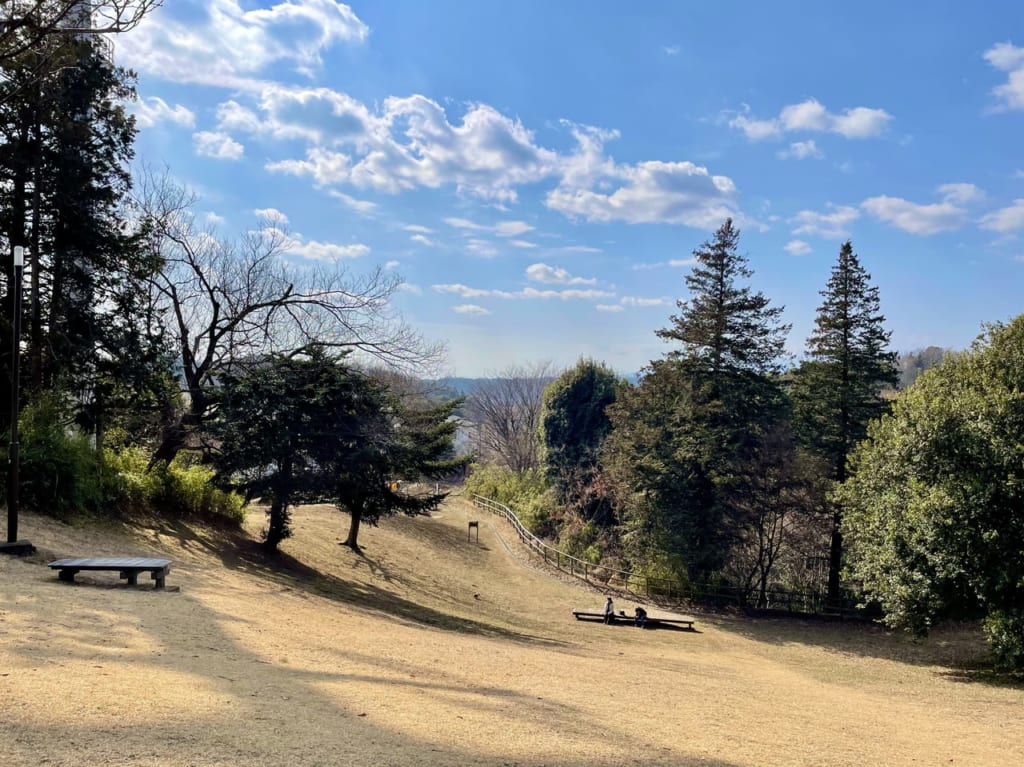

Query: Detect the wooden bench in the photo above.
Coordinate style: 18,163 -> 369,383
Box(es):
573,608 -> 695,630
48,558 -> 172,589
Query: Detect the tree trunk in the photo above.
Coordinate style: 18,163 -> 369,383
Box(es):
343,506 -> 363,551
826,512 -> 843,606
264,497 -> 287,551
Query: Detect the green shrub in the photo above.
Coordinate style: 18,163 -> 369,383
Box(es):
464,464 -> 554,536
161,455 -> 245,525
14,396 -> 105,518
101,447 -> 244,526
1,394 -> 244,526
627,551 -> 690,599
984,609 -> 1024,672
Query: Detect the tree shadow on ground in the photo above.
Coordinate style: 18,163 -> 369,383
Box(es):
2,569 -> 741,767
711,611 -> 1013,681
149,517 -> 563,646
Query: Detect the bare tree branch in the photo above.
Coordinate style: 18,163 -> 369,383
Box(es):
132,165 -> 446,464
465,361 -> 557,475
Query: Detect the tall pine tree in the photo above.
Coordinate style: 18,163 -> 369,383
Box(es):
0,31 -> 162,439
791,240 -> 897,603
607,219 -> 790,580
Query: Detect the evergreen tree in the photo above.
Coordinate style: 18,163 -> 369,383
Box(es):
791,240 -> 897,603
608,219 -> 790,580
0,32 -> 163,438
539,358 -> 619,524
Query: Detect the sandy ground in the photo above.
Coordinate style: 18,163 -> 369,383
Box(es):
1,495 -> 1022,767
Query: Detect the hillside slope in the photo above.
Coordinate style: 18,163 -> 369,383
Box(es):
1,497 -> 1021,767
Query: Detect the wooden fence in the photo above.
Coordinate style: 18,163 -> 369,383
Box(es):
471,494 -> 852,616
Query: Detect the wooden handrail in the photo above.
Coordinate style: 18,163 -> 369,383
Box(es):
469,494 -> 853,616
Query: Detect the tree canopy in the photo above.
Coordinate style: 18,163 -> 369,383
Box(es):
840,317 -> 1024,669
791,240 -> 897,602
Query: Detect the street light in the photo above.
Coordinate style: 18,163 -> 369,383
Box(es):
2,243 -> 32,555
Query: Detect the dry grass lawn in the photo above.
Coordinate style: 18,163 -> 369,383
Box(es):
1,494 -> 1022,766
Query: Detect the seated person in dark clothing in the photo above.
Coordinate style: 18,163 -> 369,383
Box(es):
634,606 -> 648,628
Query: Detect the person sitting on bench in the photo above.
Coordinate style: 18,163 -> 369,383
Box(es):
603,596 -> 615,624
634,606 -> 648,628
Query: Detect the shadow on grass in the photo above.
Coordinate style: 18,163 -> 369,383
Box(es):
712,611 -> 1013,680
151,516 -> 563,646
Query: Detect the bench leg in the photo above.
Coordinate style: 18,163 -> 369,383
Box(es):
58,569 -> 77,583
152,568 -> 167,590
120,570 -> 139,586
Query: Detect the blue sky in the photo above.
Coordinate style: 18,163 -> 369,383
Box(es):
119,1 -> 1024,376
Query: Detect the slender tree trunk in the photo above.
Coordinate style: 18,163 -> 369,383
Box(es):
343,504 -> 364,551
827,511 -> 843,606
29,85 -> 42,391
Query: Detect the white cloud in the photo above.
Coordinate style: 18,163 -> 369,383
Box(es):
384,260 -> 399,269
784,239 -> 813,255
254,207 -> 289,222
662,45 -> 681,56
861,196 -> 967,235
729,98 -> 892,141
453,304 -> 490,315
443,217 -> 534,237
133,96 -> 195,129
778,140 -> 823,160
404,224 -> 433,234
328,191 -> 377,213
729,113 -> 781,141
432,283 -> 612,301
633,258 -> 696,270
525,263 -> 596,285
790,205 -> 861,238
596,304 -> 624,312
980,199 -> 1024,231
286,237 -> 370,260
118,0 -> 369,90
410,233 -> 436,247
398,283 -> 422,295
205,212 -> 226,226
193,131 -> 244,160
509,240 -> 537,248
433,284 -> 494,298
466,239 -> 498,258
937,183 -> 984,205
984,42 -> 1024,111
547,125 -> 738,228
620,296 -> 669,307
558,244 -> 602,253
264,93 -> 558,202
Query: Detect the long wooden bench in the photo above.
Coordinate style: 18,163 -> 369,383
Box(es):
48,558 -> 172,589
573,608 -> 695,630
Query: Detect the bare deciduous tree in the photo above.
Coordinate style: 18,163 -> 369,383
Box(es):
465,361 -> 556,475
133,167 -> 445,465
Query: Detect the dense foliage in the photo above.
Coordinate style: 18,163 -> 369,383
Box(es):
791,241 -> 898,602
605,219 -> 791,581
539,358 -> 619,524
213,350 -> 466,551
840,318 -> 1024,669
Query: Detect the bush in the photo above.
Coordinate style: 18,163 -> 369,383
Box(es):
627,551 -> 690,599
102,447 -> 245,526
1,395 -> 244,527
984,610 -> 1024,673
464,464 -> 555,536
13,396 -> 105,518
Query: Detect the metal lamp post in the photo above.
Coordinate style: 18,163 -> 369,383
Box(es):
2,244 -> 32,555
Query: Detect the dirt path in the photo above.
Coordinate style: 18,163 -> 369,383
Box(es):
1,498 -> 1021,766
